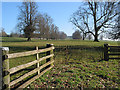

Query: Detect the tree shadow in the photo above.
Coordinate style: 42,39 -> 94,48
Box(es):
8,46 -> 45,53
55,45 -> 104,62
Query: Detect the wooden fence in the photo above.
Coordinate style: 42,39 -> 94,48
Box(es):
104,44 -> 120,61
1,44 -> 55,89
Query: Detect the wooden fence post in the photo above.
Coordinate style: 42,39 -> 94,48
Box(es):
0,47 -> 2,90
104,44 -> 109,61
50,44 -> 54,66
2,47 -> 10,90
46,44 -> 54,68
36,46 -> 40,75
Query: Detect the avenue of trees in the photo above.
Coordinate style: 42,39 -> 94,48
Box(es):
35,13 -> 67,40
17,1 -> 67,41
70,1 -> 120,42
1,1 -> 119,41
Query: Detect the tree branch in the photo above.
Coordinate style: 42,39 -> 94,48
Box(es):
97,13 -> 118,30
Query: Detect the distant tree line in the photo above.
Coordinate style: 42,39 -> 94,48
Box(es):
72,30 -> 103,40
0,28 -> 8,37
72,30 -> 82,39
0,28 -> 20,37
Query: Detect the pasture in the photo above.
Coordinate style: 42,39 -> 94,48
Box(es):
1,37 -> 120,89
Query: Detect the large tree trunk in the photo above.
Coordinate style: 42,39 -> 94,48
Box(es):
27,37 -> 31,41
82,36 -> 85,40
94,27 -> 99,42
94,34 -> 99,42
93,2 -> 99,42
82,33 -> 85,40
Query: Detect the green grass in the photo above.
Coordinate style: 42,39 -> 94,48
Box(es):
1,37 -> 120,89
1,37 -> 119,47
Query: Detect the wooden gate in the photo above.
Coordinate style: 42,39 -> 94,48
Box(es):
104,44 -> 120,61
0,44 -> 54,89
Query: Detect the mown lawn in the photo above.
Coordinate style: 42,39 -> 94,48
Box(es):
1,37 -> 119,47
1,37 -> 120,89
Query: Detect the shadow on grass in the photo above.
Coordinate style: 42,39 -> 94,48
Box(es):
8,46 -> 45,53
55,45 -> 104,62
55,45 -> 104,52
2,40 -> 27,42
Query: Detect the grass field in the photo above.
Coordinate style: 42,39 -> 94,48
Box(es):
2,37 -> 119,47
1,37 -> 120,89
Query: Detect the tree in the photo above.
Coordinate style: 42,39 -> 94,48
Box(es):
44,13 -> 53,40
36,13 -> 67,40
50,24 -> 56,39
36,13 -> 45,39
10,32 -> 20,37
53,26 -> 60,40
0,28 -> 7,37
109,27 -> 120,40
50,25 -> 60,40
87,34 -> 92,40
70,1 -> 119,42
17,1 -> 38,41
59,31 -> 67,40
36,13 -> 53,40
70,12 -> 89,40
99,35 -> 103,40
108,2 -> 120,40
72,30 -> 82,39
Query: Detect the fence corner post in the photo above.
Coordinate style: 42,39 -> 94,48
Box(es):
50,44 -> 54,66
46,44 -> 54,68
104,44 -> 109,61
1,47 -> 10,90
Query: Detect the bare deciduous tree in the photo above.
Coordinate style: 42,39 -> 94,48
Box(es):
36,13 -> 67,40
109,2 -> 120,40
0,28 -> 7,37
70,14 -> 88,40
70,1 -> 119,42
36,13 -> 53,40
17,1 -> 38,41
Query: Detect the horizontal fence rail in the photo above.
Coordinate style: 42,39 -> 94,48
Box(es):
104,44 -> 120,61
17,65 -> 54,89
1,44 -> 55,89
9,60 -> 54,87
7,46 -> 55,59
9,54 -> 54,74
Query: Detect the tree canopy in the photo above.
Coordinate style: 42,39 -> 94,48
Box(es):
17,1 -> 67,40
70,1 -> 120,41
17,1 -> 38,41
72,30 -> 82,39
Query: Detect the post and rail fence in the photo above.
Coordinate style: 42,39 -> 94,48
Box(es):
0,43 -> 119,89
104,44 -> 120,61
0,44 -> 55,89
